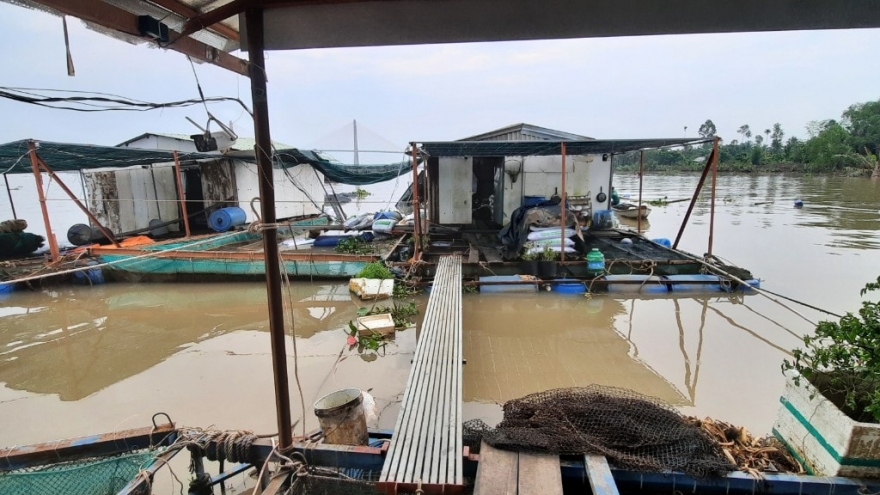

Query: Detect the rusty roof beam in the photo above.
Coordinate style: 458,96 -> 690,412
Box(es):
35,0 -> 248,75
148,0 -> 240,42
179,0 -> 364,39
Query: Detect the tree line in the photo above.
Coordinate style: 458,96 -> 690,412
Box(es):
614,98 -> 880,175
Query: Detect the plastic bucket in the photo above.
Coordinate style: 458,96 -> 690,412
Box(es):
208,206 -> 247,232
314,388 -> 369,446
592,210 -> 614,230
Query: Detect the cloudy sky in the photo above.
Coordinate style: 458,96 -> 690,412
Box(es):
1,3 -> 879,158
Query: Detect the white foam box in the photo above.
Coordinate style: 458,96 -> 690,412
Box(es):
348,278 -> 394,300
355,313 -> 396,337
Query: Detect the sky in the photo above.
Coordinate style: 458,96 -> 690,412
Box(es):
1,3 -> 880,160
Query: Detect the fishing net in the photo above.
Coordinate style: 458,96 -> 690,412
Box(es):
286,468 -> 381,495
462,385 -> 734,477
0,449 -> 157,495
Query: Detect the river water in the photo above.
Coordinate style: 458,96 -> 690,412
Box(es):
0,174 -> 878,478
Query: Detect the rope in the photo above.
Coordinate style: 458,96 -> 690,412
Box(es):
4,231 -> 241,285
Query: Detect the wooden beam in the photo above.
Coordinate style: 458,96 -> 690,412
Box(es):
148,0 -> 240,41
33,0 -> 248,76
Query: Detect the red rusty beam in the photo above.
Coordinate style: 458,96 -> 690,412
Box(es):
27,141 -> 59,261
673,146 -> 716,249
32,0 -> 248,76
0,424 -> 176,472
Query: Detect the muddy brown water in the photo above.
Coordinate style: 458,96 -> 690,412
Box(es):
1,175 -> 879,475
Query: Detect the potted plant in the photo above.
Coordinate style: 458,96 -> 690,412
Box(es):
520,242 -> 539,276
537,245 -> 558,279
775,276 -> 880,477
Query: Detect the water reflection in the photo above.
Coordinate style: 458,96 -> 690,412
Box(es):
0,283 -> 361,400
462,293 -> 687,410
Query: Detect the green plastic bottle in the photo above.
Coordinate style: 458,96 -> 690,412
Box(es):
586,248 -> 605,277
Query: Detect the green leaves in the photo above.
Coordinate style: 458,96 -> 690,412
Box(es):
355,261 -> 394,279
783,276 -> 880,422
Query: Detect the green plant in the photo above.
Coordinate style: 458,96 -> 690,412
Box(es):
356,261 -> 393,279
463,284 -> 478,294
521,242 -> 539,261
335,237 -> 374,255
540,245 -> 557,261
347,321 -> 387,353
355,187 -> 371,199
783,276 -> 880,422
393,282 -> 420,299
358,300 -> 419,328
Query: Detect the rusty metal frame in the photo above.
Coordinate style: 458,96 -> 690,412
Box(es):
410,143 -> 422,260
34,0 -> 248,76
172,151 -> 192,238
27,141 -> 60,261
148,0 -> 240,41
672,146 -> 716,250
708,136 -> 719,256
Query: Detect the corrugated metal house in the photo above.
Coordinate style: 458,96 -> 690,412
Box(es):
81,133 -> 324,234
425,123 -> 609,226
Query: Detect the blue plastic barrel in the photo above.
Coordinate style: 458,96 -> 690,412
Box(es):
551,279 -> 587,294
652,238 -> 672,248
523,196 -> 546,207
208,206 -> 247,232
0,281 -> 14,297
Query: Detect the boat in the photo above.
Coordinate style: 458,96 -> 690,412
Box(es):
613,202 -> 651,219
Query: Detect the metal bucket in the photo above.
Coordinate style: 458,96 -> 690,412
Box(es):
313,388 -> 369,446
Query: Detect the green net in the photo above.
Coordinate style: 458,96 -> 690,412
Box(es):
0,450 -> 157,495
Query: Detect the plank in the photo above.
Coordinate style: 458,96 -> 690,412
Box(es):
478,245 -> 503,263
584,454 -> 620,495
518,453 -> 563,495
473,441 -> 518,495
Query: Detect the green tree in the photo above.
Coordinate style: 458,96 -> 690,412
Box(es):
842,100 -> 880,156
754,134 -> 764,147
803,120 -> 852,171
737,124 -> 752,142
698,119 -> 717,138
771,123 -> 785,154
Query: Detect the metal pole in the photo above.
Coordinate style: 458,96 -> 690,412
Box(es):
4,174 -> 16,219
353,119 -> 359,166
246,7 -> 293,450
708,137 -> 719,256
35,156 -> 120,247
560,142 -> 567,263
27,141 -> 59,261
637,150 -> 644,233
172,151 -> 192,238
410,143 -> 422,259
672,146 -> 715,249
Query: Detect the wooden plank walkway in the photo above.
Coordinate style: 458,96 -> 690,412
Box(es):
473,442 -> 563,495
379,256 -> 463,493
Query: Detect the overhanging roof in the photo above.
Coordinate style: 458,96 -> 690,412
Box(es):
237,0 -> 880,51
460,123 -> 592,142
419,138 -> 712,158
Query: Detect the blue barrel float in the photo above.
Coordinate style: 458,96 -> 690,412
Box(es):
208,206 -> 247,232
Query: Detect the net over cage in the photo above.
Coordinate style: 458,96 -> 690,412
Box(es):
463,385 -> 735,477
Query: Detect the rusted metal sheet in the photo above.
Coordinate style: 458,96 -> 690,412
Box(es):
200,159 -> 237,207
83,170 -> 122,233
0,424 -> 176,472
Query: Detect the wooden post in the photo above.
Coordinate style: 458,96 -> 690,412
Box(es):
246,7 -> 293,450
673,146 -> 715,249
708,137 -> 719,256
27,141 -> 59,261
35,156 -> 120,247
560,142 -> 567,263
172,151 -> 191,238
637,150 -> 644,233
410,143 -> 422,260
3,174 -> 16,219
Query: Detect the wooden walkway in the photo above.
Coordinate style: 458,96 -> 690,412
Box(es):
379,256 -> 463,493
473,443 -> 621,495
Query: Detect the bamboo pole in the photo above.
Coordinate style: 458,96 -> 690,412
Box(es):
410,143 -> 422,260
172,151 -> 192,238
637,150 -> 644,233
4,174 -> 16,219
708,137 -> 719,256
27,141 -> 59,261
35,156 -> 120,247
560,142 -> 567,263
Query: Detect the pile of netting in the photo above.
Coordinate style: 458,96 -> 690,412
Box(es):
463,385 -> 735,477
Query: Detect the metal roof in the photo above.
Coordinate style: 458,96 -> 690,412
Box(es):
117,132 -> 294,151
418,138 -> 712,158
459,123 -> 592,142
